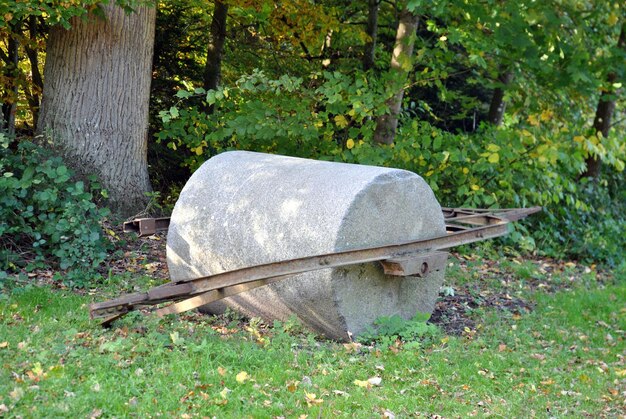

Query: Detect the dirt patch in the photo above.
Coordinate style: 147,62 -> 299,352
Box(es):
429,285 -> 534,336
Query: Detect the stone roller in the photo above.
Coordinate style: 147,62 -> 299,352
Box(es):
166,151 -> 447,340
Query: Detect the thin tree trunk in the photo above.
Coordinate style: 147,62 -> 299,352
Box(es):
23,16 -> 43,126
203,0 -> 228,113
363,0 -> 379,71
582,24 -> 625,178
373,7 -> 419,145
1,24 -> 20,134
38,4 -> 156,216
487,70 -> 513,126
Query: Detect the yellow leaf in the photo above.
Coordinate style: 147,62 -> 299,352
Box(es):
334,115 -> 349,128
219,387 -> 231,398
346,139 -> 355,149
527,114 -> 540,127
615,369 -> 626,377
608,13 -> 619,25
471,184 -> 480,191
0,342 -> 7,349
217,366 -> 226,376
573,136 -> 585,143
235,371 -> 249,384
487,143 -> 500,152
488,153 -> 500,163
540,109 -> 553,121
354,379 -> 371,389
304,392 -> 323,406
193,146 -> 204,156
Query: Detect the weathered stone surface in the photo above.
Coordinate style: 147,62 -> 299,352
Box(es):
166,151 -> 446,340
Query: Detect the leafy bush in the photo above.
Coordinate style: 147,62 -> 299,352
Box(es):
157,70 -> 626,265
0,134 -> 110,278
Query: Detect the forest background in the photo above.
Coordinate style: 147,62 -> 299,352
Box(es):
1,0 -> 625,279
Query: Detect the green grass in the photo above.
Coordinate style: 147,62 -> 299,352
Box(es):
1,263 -> 624,417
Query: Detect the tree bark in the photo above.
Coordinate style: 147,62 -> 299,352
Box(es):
37,4 -> 156,216
373,7 -> 419,145
203,0 -> 228,100
487,70 -> 513,126
582,24 -> 625,178
363,0 -> 379,71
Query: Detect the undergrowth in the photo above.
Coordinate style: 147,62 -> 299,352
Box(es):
0,134 -> 110,282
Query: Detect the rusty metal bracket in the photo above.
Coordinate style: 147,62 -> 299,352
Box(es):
123,217 -> 171,237
380,251 -> 448,277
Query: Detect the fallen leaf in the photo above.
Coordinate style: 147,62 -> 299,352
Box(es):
89,408 -> 103,418
354,379 -> 371,389
304,392 -> 323,406
236,371 -> 249,384
0,341 -> 7,349
217,366 -> 226,376
368,377 -> 382,386
343,342 -> 361,353
0,404 -> 8,413
219,387 -> 231,398
498,344 -> 507,352
9,387 -> 24,401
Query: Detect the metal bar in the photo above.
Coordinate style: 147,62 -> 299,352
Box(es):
90,219 -> 509,320
91,207 -> 541,323
154,276 -> 288,317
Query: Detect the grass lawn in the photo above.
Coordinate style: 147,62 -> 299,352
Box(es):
1,256 -> 624,417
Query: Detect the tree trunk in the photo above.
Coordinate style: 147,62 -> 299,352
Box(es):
363,0 -> 379,71
1,24 -> 20,135
203,0 -> 228,98
582,24 -> 625,178
37,4 -> 156,216
487,70 -> 513,126
23,16 -> 44,126
373,7 -> 419,145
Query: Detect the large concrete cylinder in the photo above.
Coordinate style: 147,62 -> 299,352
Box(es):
166,151 -> 446,340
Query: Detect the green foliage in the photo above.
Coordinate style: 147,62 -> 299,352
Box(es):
157,70 -> 390,170
0,134 -> 110,277
358,312 -> 440,348
157,66 -> 626,265
534,174 -> 626,267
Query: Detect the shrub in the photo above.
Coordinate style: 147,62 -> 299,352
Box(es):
157,71 -> 625,266
0,134 -> 110,279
